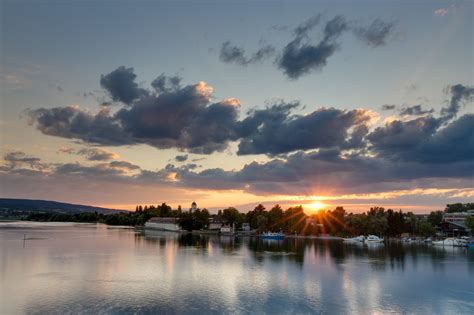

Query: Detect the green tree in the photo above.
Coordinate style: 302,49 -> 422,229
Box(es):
418,222 -> 436,237
428,211 -> 443,226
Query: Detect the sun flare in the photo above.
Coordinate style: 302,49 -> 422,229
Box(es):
304,201 -> 326,215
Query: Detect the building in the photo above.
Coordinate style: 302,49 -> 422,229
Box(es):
190,201 -> 197,213
440,210 -> 474,236
145,217 -> 180,231
209,216 -> 227,230
242,223 -> 250,231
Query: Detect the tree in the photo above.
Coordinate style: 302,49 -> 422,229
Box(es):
428,211 -> 443,226
445,203 -> 474,213
418,222 -> 435,237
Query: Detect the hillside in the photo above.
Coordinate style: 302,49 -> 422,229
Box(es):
0,198 -> 127,214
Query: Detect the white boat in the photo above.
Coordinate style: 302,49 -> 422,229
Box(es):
260,232 -> 285,240
343,235 -> 365,243
432,238 -> 468,247
365,235 -> 384,243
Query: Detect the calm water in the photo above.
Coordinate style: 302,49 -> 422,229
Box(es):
0,222 -> 473,314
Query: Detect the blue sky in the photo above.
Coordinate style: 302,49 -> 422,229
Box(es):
1,0 -> 473,212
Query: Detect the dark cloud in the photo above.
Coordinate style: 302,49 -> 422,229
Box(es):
77,148 -> 118,161
278,16 -> 348,79
27,106 -> 132,145
293,15 -> 321,36
353,19 -> 395,47
368,114 -> 474,164
440,84 -> 474,121
151,74 -> 182,93
218,15 -> 395,79
175,154 -> 188,162
219,41 -> 275,66
100,66 -> 148,105
237,104 -> 372,155
381,104 -> 396,110
399,105 -> 434,116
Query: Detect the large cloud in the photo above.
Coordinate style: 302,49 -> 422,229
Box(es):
236,104 -> 372,155
27,67 -> 376,155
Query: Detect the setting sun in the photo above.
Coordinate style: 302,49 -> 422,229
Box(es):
304,201 -> 326,215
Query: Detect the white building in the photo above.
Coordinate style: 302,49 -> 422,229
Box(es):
145,217 -> 180,231
190,201 -> 197,213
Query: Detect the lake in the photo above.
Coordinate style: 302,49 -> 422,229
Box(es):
0,222 -> 473,314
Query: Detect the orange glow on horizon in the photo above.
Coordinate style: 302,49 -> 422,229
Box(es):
304,201 -> 326,216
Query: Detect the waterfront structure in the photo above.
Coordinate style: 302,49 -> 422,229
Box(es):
242,223 -> 250,231
145,217 -> 180,231
440,210 -> 473,236
209,216 -> 227,230
220,223 -> 233,234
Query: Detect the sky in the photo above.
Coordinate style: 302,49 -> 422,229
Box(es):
0,0 -> 473,213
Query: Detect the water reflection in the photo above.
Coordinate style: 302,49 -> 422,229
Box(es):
0,222 -> 473,314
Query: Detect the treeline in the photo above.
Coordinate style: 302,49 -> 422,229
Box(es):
25,202 -> 473,237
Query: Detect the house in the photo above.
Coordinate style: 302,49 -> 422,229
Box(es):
242,223 -> 250,231
145,217 -> 180,231
440,210 -> 474,236
209,216 -> 227,230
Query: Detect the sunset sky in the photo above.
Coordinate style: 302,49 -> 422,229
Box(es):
1,0 -> 473,213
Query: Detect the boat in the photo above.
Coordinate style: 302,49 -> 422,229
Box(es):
432,238 -> 468,247
365,235 -> 384,244
343,235 -> 365,243
424,237 -> 433,243
260,232 -> 285,240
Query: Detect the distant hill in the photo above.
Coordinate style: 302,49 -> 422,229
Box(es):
0,198 -> 128,214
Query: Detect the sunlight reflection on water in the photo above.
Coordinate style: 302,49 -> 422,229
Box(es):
0,222 -> 473,314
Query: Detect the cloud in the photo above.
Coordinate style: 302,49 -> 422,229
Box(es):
219,41 -> 275,66
151,74 -> 182,93
100,66 -> 148,105
278,15 -> 348,79
381,104 -> 396,110
368,114 -> 474,164
353,19 -> 395,47
434,8 -> 449,16
175,154 -> 188,162
26,67 -> 474,161
399,105 -> 434,116
3,151 -> 44,170
440,84 -> 474,121
27,105 -> 132,146
217,15 -> 396,79
236,103 -> 373,155
77,148 -> 119,161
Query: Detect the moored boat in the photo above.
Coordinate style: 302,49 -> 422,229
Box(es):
260,232 -> 285,240
432,238 -> 468,247
343,235 -> 365,243
365,235 -> 384,244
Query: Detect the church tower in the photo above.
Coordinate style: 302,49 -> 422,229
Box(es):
190,201 -> 197,213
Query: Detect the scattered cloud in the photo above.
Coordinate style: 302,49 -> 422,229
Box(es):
175,154 -> 188,162
77,148 -> 119,161
219,41 -> 275,66
399,104 -> 434,116
353,18 -> 395,47
434,8 -> 449,17
381,104 -> 396,111
218,15 -> 396,79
